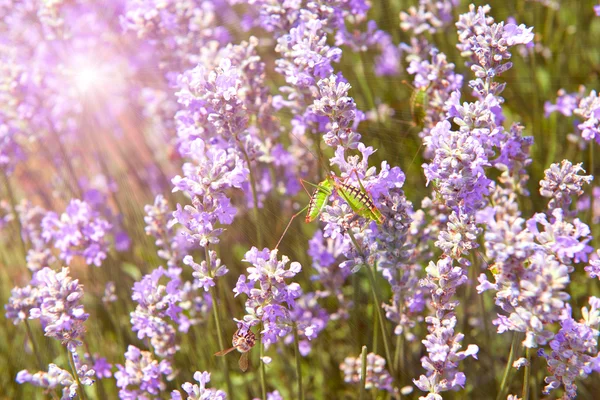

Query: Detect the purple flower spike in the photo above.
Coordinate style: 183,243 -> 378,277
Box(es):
275,18 -> 342,88
574,90 -> 600,143
92,356 -> 112,379
183,251 -> 228,292
400,0 -> 459,35
586,250 -> 600,279
17,364 -> 79,399
540,298 -> 600,399
130,267 -> 180,358
115,345 -> 173,399
41,199 -> 112,267
28,267 -> 88,350
5,285 -> 40,326
173,371 -> 227,400
340,352 -> 394,393
544,89 -> 579,117
234,248 -> 302,347
539,160 -> 593,213
16,200 -> 56,272
457,5 -> 533,97
311,74 -> 362,149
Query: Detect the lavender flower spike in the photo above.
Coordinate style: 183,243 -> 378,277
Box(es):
17,364 -> 83,400
115,345 -> 173,399
540,298 -> 600,399
28,267 -> 88,351
171,371 -> 227,400
41,199 -> 112,267
234,247 -> 302,347
539,160 -> 593,213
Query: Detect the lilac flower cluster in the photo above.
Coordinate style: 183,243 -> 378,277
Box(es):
479,160 -> 593,352
102,281 -> 117,305
414,258 -> 480,395
456,4 -> 533,97
340,352 -> 394,393
28,267 -> 88,350
17,362 -> 95,400
175,36 -> 299,213
16,200 -> 56,272
145,194 -> 195,267
173,38 -> 297,246
574,90 -> 600,143
544,88 -> 583,117
586,250 -> 600,279
130,266 -> 211,358
376,189 -> 426,340
5,284 -> 40,326
171,138 -> 247,247
540,298 -> 600,399
90,355 -> 112,379
81,188 -> 131,253
310,75 -> 362,149
8,266 -> 97,396
115,345 -> 173,399
413,6 -> 535,398
234,247 -> 303,347
41,199 -> 112,267
121,0 -> 230,82
284,292 -> 329,356
539,160 -> 593,213
422,119 -> 491,213
183,250 -> 228,292
546,87 -> 600,145
0,49 -> 27,175
171,371 -> 227,400
400,0 -> 459,35
527,209 -> 592,264
267,1 -> 375,179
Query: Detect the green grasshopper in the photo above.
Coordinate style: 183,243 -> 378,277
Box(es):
410,84 -> 428,127
275,172 -> 384,249
401,80 -> 429,128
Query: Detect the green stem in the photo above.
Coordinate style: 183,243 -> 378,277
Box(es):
588,143 -> 595,237
205,247 -> 234,399
364,265 -> 394,377
522,347 -> 532,400
359,345 -> 368,400
292,323 -> 305,400
83,340 -> 107,400
354,52 -> 378,123
2,170 -> 27,260
352,273 -> 361,352
67,350 -> 88,400
24,320 -> 44,371
259,325 -> 267,400
479,289 -> 496,391
393,333 -> 404,381
346,230 -> 395,377
372,303 -> 379,355
106,303 -> 125,358
239,144 -> 263,248
497,333 -> 520,400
